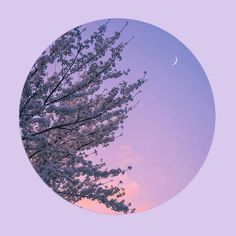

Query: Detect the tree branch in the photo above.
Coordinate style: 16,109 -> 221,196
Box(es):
44,45 -> 83,105
20,83 -> 40,116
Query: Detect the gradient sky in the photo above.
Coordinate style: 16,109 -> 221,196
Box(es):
69,19 -> 216,214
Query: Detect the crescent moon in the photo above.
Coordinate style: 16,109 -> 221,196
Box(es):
171,56 -> 178,66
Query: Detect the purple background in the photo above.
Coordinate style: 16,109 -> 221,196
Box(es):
0,0 -> 235,235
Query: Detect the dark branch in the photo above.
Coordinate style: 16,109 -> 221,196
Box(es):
44,44 -> 83,105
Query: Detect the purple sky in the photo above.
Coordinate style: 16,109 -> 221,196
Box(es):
73,19 -> 215,213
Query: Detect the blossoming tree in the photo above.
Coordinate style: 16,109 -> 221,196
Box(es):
19,20 -> 146,214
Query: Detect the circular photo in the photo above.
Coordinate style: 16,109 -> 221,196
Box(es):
19,18 -> 215,214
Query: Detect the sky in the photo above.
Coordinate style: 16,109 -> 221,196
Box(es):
68,19 -> 215,214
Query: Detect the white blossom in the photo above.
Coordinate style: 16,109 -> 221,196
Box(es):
19,20 -> 147,214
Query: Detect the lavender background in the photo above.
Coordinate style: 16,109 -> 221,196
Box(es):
0,0 -> 235,235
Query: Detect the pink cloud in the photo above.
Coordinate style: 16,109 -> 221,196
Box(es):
117,145 -> 142,167
124,181 -> 141,198
136,203 -> 152,212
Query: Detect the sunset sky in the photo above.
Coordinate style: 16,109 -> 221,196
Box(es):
73,19 -> 215,214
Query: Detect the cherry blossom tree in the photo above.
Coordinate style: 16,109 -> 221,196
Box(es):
19,20 -> 146,214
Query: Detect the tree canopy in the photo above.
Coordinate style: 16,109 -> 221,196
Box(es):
19,20 -> 146,214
